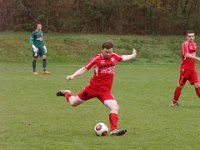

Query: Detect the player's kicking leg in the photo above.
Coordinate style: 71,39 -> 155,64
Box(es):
104,100 -> 127,136
56,90 -> 83,106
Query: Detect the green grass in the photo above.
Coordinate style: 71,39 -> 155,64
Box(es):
1,63 -> 200,150
1,32 -> 200,149
0,32 -> 194,64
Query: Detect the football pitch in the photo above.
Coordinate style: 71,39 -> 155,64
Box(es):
1,63 -> 200,150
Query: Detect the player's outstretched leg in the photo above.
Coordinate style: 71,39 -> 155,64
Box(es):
56,90 -> 71,97
56,90 -> 83,107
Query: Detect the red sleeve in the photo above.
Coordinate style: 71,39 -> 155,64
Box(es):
182,42 -> 189,55
113,53 -> 122,62
85,55 -> 99,70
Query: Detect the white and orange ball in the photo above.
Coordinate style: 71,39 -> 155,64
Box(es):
94,123 -> 109,136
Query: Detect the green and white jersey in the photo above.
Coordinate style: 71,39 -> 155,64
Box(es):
29,30 -> 45,48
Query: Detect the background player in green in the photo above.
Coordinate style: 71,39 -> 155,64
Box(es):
29,23 -> 50,74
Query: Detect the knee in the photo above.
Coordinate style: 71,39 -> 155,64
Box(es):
194,82 -> 200,88
115,105 -> 119,112
111,104 -> 119,113
104,100 -> 120,113
42,55 -> 47,59
69,97 -> 82,107
177,83 -> 184,88
70,102 -> 78,107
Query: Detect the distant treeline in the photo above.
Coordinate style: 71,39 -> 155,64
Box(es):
1,0 -> 200,34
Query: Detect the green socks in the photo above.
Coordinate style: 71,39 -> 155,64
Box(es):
42,59 -> 47,71
32,60 -> 36,72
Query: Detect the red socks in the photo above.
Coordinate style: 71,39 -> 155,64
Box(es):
173,87 -> 182,104
64,92 -> 74,102
195,87 -> 200,98
109,113 -> 118,131
173,86 -> 200,103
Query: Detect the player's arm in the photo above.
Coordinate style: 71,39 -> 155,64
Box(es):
29,36 -> 33,45
182,43 -> 200,61
122,49 -> 137,61
29,31 -> 35,45
66,55 -> 97,81
29,32 -> 38,52
184,53 -> 200,61
66,67 -> 88,81
43,45 -> 47,53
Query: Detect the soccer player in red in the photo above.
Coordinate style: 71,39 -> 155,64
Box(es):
171,30 -> 200,107
56,41 -> 137,136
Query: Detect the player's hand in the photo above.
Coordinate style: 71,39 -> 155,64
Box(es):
197,57 -> 200,61
132,48 -> 137,57
43,45 -> 47,53
33,48 -> 38,53
196,56 -> 200,61
66,75 -> 75,81
32,45 -> 38,52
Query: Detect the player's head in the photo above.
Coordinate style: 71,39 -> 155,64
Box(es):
37,23 -> 42,31
186,30 -> 195,42
101,41 -> 113,59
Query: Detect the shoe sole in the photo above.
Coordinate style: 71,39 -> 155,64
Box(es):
56,90 -> 71,97
170,103 -> 179,107
110,129 -> 127,136
56,91 -> 65,96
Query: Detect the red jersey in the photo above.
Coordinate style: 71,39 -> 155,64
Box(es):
85,53 -> 122,91
180,41 -> 197,71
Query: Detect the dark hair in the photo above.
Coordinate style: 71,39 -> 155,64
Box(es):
186,30 -> 195,35
102,41 -> 113,49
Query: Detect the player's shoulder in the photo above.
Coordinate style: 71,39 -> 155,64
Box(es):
90,54 -> 101,61
111,52 -> 118,56
183,41 -> 196,45
193,42 -> 197,45
93,54 -> 101,58
182,41 -> 190,48
86,54 -> 101,67
32,30 -> 37,34
182,41 -> 188,45
112,53 -> 121,57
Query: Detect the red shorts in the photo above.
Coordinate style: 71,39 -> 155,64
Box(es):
179,69 -> 199,85
77,84 -> 115,103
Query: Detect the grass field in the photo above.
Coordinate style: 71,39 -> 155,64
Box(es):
0,32 -> 188,64
1,62 -> 200,150
1,32 -> 200,150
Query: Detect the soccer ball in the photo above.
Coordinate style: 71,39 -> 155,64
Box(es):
94,123 -> 109,136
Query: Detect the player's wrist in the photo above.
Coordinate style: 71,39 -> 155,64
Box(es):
71,75 -> 76,79
32,45 -> 37,49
